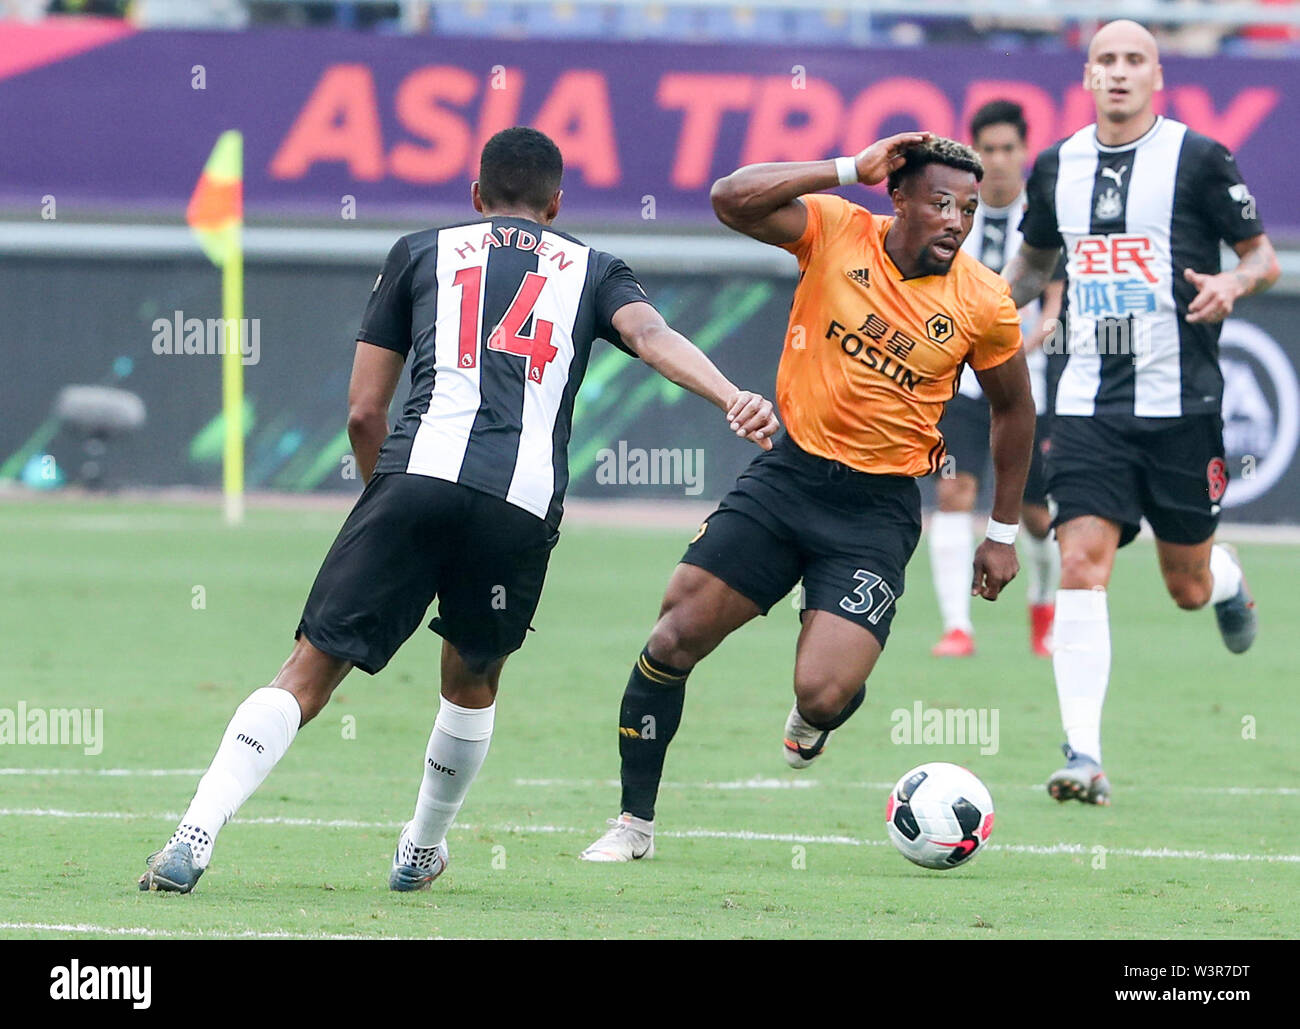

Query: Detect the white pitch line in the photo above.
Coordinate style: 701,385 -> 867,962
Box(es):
488,825 -> 1300,864
0,922 -> 445,941
0,808 -> 179,820
0,768 -> 206,777
511,777 -> 1300,797
0,808 -> 403,829
3,768 -> 1295,797
4,768 -> 1295,797
514,776 -> 827,790
1,808 -> 1297,864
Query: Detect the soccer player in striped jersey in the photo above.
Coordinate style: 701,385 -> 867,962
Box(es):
582,133 -> 1037,862
1004,20 -> 1280,805
138,128 -> 779,894
929,99 -> 1067,660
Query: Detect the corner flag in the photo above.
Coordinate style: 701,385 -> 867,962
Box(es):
186,130 -> 245,525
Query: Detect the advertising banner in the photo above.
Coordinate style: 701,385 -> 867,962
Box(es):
1,22 -> 1296,233
1,255 -> 1294,522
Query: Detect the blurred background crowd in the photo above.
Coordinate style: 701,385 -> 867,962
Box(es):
7,0 -> 1299,56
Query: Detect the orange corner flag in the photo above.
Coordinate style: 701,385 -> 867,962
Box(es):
186,130 -> 243,267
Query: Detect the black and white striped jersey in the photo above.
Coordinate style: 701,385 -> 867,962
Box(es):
1021,116 -> 1265,418
956,189 -> 1056,415
357,217 -> 646,528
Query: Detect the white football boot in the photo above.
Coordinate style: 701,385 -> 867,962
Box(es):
580,813 -> 654,862
783,702 -> 833,769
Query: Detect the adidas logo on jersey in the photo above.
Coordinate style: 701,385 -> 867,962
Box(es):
846,267 -> 870,288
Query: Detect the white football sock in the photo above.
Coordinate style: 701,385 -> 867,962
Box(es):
408,698 -> 495,849
1053,589 -> 1110,764
929,511 -> 973,633
396,832 -> 445,872
174,686 -> 302,867
1208,544 -> 1243,606
1022,531 -> 1060,606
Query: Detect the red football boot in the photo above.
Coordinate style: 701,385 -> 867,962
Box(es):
931,627 -> 975,657
1029,603 -> 1054,657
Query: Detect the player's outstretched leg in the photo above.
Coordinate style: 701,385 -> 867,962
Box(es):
1048,516 -> 1118,805
139,638 -> 350,893
929,475 -> 977,658
581,564 -> 760,863
580,647 -> 687,863
784,610 -> 881,769
390,642 -> 500,891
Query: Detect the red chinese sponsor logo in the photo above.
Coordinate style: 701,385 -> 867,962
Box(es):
1073,235 -> 1159,284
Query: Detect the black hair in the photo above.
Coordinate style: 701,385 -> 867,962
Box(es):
886,137 -> 984,195
970,99 -> 1028,144
477,127 -> 563,213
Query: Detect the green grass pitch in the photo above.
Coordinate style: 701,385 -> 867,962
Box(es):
1,499 -> 1296,939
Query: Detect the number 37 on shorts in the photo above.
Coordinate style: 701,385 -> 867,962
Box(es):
840,569 -> 897,625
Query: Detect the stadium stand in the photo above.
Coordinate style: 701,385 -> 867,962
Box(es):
15,0 -> 1300,56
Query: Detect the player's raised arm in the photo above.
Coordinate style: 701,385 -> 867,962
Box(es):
710,132 -> 932,245
610,300 -> 779,450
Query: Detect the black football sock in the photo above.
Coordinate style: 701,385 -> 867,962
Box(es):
617,646 -> 690,822
802,683 -> 867,732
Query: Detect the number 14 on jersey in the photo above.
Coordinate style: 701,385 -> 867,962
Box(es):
453,267 -> 558,383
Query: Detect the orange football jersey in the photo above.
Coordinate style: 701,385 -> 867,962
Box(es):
777,193 -> 1023,476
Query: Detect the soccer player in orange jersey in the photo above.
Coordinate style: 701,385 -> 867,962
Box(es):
582,134 -> 1037,862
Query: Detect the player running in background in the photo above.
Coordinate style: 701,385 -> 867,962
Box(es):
929,100 -> 1066,659
582,133 -> 1036,862
138,127 -> 778,894
1004,20 -> 1279,805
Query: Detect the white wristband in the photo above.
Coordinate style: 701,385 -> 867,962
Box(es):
985,518 -> 1020,545
834,156 -> 859,186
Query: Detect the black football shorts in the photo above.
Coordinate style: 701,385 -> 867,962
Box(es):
681,433 -> 922,648
1023,414 -> 1052,508
1046,413 -> 1226,548
936,393 -> 991,482
296,472 -> 558,674
935,394 -> 1051,507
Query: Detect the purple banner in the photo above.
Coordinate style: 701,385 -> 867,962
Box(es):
1,21 -> 1296,232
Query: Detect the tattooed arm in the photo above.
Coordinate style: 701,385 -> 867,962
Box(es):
1004,242 -> 1062,310
1185,234 -> 1281,324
